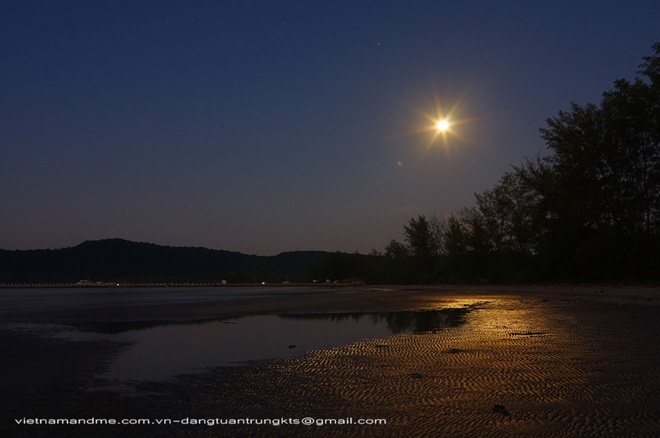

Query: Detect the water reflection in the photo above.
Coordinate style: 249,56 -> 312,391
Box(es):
90,309 -> 469,382
282,308 -> 468,334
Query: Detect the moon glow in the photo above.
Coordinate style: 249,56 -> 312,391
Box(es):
436,119 -> 449,131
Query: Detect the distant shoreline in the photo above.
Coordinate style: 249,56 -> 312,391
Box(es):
2,281 -> 659,291
0,282 -> 352,289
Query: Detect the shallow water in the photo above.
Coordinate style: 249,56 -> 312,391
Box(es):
11,308 -> 468,381
0,286 -> 317,314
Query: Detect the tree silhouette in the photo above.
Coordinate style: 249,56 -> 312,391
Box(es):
389,43 -> 660,283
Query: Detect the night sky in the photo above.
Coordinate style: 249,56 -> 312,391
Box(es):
2,1 -> 659,255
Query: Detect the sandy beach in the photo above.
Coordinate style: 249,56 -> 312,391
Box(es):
2,285 -> 659,437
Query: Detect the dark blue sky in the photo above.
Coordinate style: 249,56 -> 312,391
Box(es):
2,1 -> 659,254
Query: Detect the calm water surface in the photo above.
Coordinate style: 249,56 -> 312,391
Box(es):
0,286 -> 317,313
54,310 -> 467,381
2,287 -> 469,381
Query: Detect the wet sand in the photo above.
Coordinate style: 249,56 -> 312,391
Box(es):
2,285 -> 660,437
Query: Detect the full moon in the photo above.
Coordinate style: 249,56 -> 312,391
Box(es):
436,119 -> 449,131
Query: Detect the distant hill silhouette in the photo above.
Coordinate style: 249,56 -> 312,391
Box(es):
0,239 -> 330,284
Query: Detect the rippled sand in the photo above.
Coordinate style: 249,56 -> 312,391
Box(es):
3,286 -> 660,437
163,294 -> 659,437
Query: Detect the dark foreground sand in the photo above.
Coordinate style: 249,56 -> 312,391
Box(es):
2,285 -> 659,437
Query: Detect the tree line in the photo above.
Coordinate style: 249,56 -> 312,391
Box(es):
314,43 -> 660,284
0,239 -> 330,284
